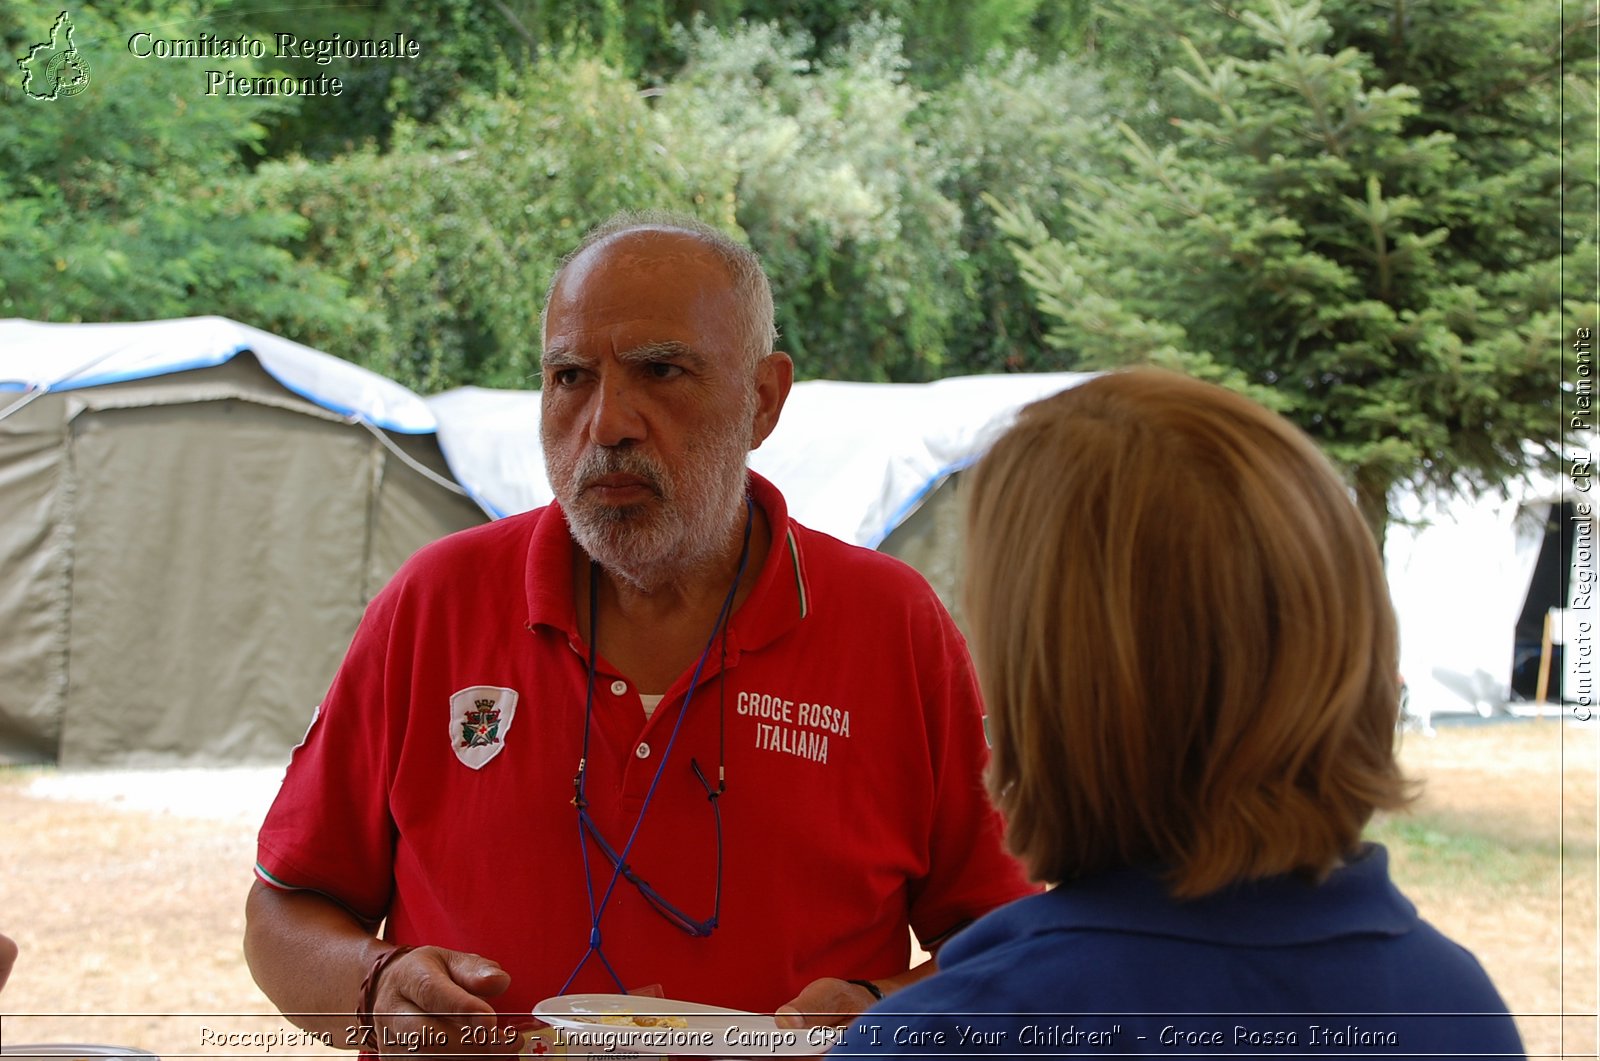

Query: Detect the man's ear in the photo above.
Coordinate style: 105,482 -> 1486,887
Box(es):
749,352 -> 794,450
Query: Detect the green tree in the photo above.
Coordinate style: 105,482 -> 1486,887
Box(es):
663,17 -> 965,380
928,48 -> 1114,373
227,0 -> 523,160
0,1 -> 365,341
729,0 -> 1094,86
248,49 -> 735,392
893,0 -> 1088,84
992,0 -> 1592,547
484,0 -> 1096,87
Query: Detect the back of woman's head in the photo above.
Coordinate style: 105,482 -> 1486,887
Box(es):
965,368 -> 1409,897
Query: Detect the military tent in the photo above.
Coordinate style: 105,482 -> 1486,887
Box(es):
0,317 -> 488,766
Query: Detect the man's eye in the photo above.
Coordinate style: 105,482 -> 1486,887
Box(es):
648,362 -> 684,380
551,368 -> 581,387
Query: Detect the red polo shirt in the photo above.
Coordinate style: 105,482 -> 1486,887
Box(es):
256,473 -> 1031,1017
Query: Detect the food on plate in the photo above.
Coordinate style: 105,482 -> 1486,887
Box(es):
596,1013 -> 691,1029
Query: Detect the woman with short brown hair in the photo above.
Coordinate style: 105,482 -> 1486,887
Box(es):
832,369 -> 1522,1058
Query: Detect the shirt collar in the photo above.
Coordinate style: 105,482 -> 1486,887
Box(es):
523,470 -> 809,655
945,844 -> 1418,960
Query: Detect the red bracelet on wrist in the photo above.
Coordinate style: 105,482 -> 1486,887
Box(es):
356,944 -> 416,1054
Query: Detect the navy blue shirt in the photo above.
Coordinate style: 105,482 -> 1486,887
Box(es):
832,845 -> 1523,1058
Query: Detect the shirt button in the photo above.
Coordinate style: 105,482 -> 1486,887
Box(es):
611,680 -> 628,696
635,742 -> 651,759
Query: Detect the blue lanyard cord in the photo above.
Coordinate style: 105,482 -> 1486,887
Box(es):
560,497 -> 754,994
562,566 -> 611,993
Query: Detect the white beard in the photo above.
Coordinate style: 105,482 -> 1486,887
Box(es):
546,394 -> 756,591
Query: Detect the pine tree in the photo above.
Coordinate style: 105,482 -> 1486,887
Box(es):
993,0 -> 1594,547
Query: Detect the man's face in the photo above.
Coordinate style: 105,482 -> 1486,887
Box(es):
539,230 -> 761,586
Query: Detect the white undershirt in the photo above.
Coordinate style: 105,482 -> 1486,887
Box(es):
640,693 -> 664,719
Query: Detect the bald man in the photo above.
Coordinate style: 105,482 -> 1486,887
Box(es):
245,212 -> 1031,1057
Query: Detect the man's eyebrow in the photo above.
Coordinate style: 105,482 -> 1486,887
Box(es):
618,341 -> 706,368
540,347 -> 586,369
541,341 -> 710,371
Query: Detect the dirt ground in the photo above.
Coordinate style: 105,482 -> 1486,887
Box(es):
0,721 -> 1595,1059
0,771 -> 289,1055
1369,719 -> 1598,1059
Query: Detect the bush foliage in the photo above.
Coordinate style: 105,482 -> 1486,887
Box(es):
991,0 -> 1592,541
3,0 -> 1589,534
0,1 -> 364,341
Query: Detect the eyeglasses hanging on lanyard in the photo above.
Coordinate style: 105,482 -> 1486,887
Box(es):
574,757 -> 723,937
560,497 -> 752,995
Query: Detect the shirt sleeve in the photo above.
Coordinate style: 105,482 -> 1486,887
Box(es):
254,579 -> 408,925
905,592 -> 1039,947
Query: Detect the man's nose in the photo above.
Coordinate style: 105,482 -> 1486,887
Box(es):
587,375 -> 646,447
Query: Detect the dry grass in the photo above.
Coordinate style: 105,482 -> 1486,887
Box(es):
0,720 -> 1594,1058
1368,719 -> 1598,1059
0,769 -> 289,1055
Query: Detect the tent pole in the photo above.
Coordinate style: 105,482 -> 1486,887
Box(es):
1534,609 -> 1554,712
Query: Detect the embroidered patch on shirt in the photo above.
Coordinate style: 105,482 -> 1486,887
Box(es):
449,685 -> 519,769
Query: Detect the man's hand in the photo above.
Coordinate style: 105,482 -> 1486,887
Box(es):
245,883 -> 524,1058
772,978 -> 881,1030
366,946 -> 519,1058
772,958 -> 942,1030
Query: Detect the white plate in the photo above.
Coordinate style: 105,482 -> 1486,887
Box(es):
532,993 -> 832,1056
